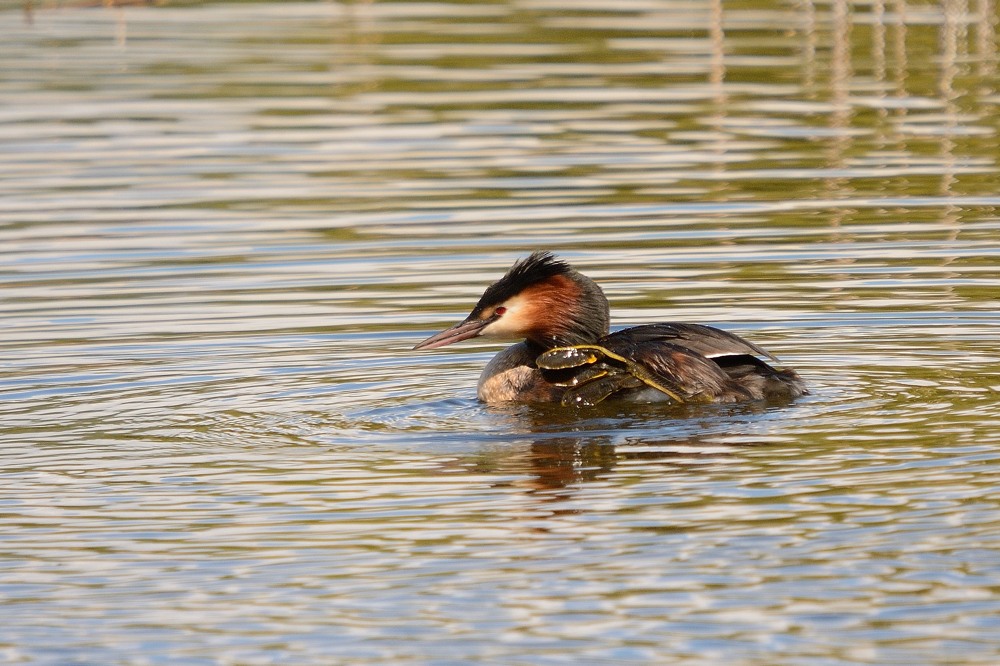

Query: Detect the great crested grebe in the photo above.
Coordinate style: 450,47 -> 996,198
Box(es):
413,252 -> 807,406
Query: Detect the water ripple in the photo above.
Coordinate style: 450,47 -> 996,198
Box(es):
2,1 -> 1000,664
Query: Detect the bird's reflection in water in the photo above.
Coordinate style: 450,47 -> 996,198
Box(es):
463,400 -> 785,501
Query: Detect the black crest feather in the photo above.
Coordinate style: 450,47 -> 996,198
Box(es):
474,251 -> 573,312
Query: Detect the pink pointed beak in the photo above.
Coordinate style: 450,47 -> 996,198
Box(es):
412,317 -> 491,350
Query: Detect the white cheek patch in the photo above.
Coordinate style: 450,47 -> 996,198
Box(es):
479,294 -> 530,339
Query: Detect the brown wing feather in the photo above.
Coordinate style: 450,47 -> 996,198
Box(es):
597,332 -> 743,401
602,323 -> 779,363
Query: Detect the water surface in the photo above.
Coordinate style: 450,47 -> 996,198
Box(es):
2,1 -> 1000,663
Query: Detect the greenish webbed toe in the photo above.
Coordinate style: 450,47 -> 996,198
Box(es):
537,344 -> 688,406
536,345 -> 610,371
560,373 -> 645,407
547,363 -> 609,387
535,346 -> 601,370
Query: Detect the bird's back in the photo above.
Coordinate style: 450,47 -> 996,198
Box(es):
598,323 -> 807,403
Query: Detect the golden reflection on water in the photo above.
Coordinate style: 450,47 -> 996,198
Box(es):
2,0 -> 1000,664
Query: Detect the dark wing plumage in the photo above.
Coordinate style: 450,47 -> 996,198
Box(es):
598,333 -> 742,400
536,322 -> 806,405
601,323 -> 779,363
598,322 -> 806,402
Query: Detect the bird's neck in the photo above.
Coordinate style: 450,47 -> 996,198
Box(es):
524,279 -> 610,349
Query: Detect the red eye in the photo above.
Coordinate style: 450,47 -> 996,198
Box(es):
494,306 -> 506,316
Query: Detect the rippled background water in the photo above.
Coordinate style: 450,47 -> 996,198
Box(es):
2,0 -> 1000,663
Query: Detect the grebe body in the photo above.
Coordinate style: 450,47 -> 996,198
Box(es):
413,252 -> 806,407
